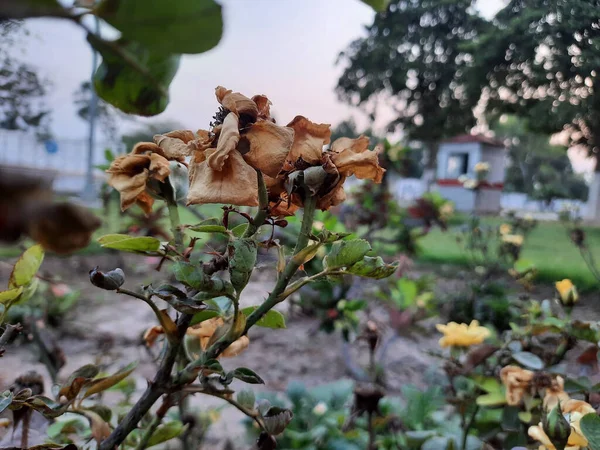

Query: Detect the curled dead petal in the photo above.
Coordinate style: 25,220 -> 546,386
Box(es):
252,94 -> 272,120
222,335 -> 250,357
190,129 -> 215,153
286,116 -> 331,165
269,192 -> 299,217
134,191 -> 155,215
215,86 -> 258,119
187,149 -> 259,206
149,152 -> 171,182
143,325 -> 164,347
241,121 -> 294,178
27,202 -> 101,254
107,154 -> 152,176
153,130 -> 196,160
329,136 -> 385,183
131,141 -> 167,159
108,169 -> 150,212
330,135 -> 370,154
207,112 -> 240,171
316,182 -> 347,211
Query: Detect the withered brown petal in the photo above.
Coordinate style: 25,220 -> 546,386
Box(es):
108,169 -> 149,212
131,142 -> 167,159
27,202 -> 102,254
329,137 -> 385,183
154,131 -> 195,160
207,112 -> 240,171
187,150 -> 259,207
107,153 -> 151,176
252,94 -> 272,120
215,86 -> 258,119
241,121 -> 294,178
316,182 -> 347,211
286,116 -> 331,165
148,152 -> 171,182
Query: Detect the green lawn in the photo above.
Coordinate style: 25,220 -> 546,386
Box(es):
418,216 -> 600,289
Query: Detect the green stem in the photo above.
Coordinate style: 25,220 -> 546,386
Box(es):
116,288 -> 163,325
243,171 -> 269,238
176,195 -> 318,382
167,201 -> 184,250
245,194 -> 316,330
461,404 -> 479,450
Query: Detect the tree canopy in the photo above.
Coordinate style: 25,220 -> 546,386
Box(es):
0,20 -> 50,134
476,0 -> 600,167
336,0 -> 488,163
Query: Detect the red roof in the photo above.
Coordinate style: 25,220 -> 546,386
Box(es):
441,134 -> 505,147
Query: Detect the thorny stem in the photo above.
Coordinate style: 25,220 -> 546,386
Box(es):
99,313 -> 192,450
243,171 -> 269,238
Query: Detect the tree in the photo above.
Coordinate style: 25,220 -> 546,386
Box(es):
476,0 -> 600,164
493,115 -> 588,205
336,0 -> 488,169
0,20 -> 50,134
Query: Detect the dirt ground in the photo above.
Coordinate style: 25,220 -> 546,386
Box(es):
0,253 -> 599,448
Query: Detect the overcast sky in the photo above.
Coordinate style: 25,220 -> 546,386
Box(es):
16,0 -> 508,145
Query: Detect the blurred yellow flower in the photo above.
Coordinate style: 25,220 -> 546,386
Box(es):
502,234 -> 524,247
474,162 -> 490,172
439,202 -> 454,220
499,223 -> 512,235
435,320 -> 490,348
500,365 -> 534,405
555,279 -> 578,305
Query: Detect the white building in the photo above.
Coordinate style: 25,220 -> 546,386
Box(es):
435,134 -> 508,213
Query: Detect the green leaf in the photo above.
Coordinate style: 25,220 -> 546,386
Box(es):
0,391 -> 13,414
359,0 -> 390,12
0,287 -> 23,304
514,258 -> 536,273
346,256 -> 398,279
231,223 -> 248,237
190,310 -> 220,326
173,262 -> 205,290
472,376 -> 502,394
202,359 -> 224,375
98,234 -> 161,252
512,351 -> 544,370
9,244 -> 44,288
476,390 -> 506,406
88,35 -> 180,116
237,389 -> 256,410
146,421 -> 185,448
189,224 -> 228,234
95,0 -> 222,55
323,239 -> 371,270
241,307 -> 286,329
83,361 -> 137,399
232,368 -> 264,384
581,413 -> 600,450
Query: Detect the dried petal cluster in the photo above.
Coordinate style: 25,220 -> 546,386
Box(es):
107,86 -> 385,215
